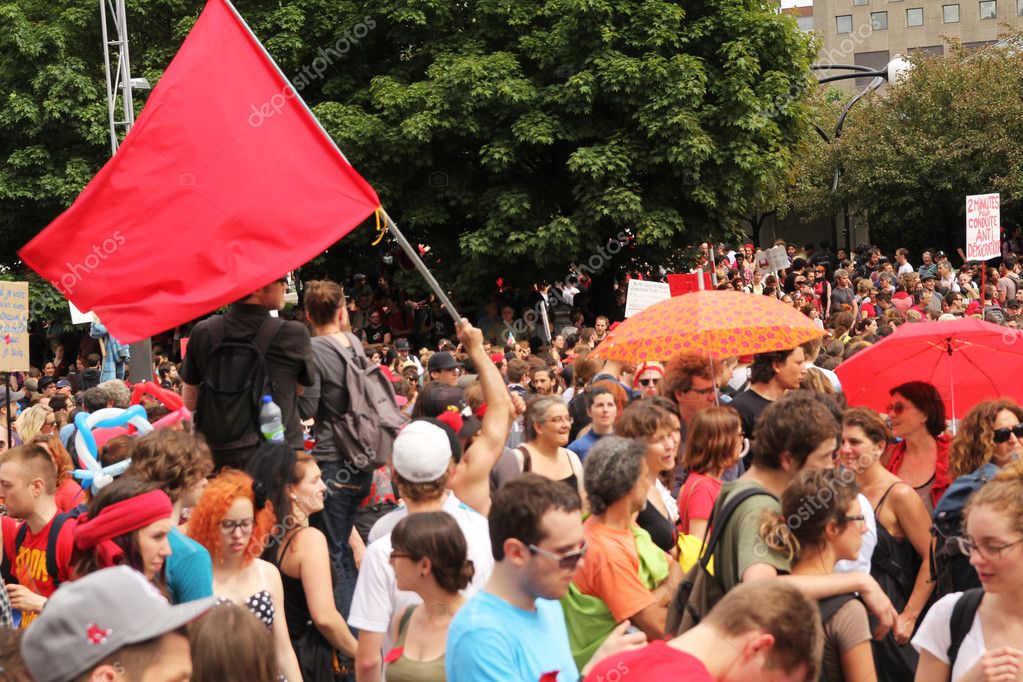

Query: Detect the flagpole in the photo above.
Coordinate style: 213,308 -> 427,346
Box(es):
222,0 -> 462,326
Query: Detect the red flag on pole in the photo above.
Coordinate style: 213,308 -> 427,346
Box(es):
19,0 -> 380,343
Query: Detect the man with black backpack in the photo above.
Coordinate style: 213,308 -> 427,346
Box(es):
0,444 -> 79,628
182,275 -> 314,470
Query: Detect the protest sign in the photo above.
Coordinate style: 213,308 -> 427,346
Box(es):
966,193 -> 1000,261
667,273 -> 713,296
69,301 -> 94,325
625,280 -> 671,318
0,282 -> 29,371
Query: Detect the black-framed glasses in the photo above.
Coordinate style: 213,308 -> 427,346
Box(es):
638,378 -> 660,387
685,385 -> 718,397
993,424 -> 1023,444
843,515 -> 867,524
219,518 -> 254,534
528,541 -> 587,570
953,535 -> 1023,560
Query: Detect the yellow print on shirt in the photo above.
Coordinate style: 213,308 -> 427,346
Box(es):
16,546 -> 49,583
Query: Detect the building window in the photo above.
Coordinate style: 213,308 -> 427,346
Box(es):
871,11 -> 889,28
837,14 -> 854,32
943,3 -> 961,21
907,7 -> 924,24
979,0 -> 997,18
1018,0 -> 1023,15
854,0 -> 868,5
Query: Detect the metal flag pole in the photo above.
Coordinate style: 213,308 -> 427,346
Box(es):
4,372 -> 11,450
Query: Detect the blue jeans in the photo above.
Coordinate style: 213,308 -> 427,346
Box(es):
314,461 -> 372,618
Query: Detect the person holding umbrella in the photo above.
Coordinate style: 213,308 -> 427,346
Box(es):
882,381 -> 951,513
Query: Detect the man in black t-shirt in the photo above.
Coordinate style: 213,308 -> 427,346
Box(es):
730,346 -> 806,468
362,311 -> 392,351
181,277 -> 314,469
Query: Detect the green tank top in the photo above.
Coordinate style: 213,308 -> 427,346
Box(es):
383,605 -> 447,682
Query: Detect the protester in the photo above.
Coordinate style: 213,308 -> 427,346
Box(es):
187,469 -> 302,682
659,352 -> 720,479
882,381 -> 951,512
20,566 -> 213,682
615,401 -> 681,553
515,396 -> 586,503
840,407 -> 933,679
31,433 -> 86,512
677,406 -> 744,539
632,361 -> 664,398
189,602 -> 280,682
730,347 -> 806,447
948,399 -> 1023,480
14,405 -> 55,446
446,474 -> 645,681
567,385 -> 617,462
384,512 -> 474,681
912,461 -> 1023,681
763,469 -> 876,682
563,437 -> 680,666
245,445 -> 358,679
71,478 -> 173,584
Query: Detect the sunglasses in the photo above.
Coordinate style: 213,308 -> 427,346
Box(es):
638,378 -> 660,387
885,402 -> 908,416
528,541 -> 588,570
993,424 -> 1023,444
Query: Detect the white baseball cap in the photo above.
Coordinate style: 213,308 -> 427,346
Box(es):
391,420 -> 454,483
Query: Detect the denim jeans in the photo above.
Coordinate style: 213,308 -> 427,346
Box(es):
314,461 -> 373,618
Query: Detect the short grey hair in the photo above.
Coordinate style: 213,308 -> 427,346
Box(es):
833,269 -> 849,282
524,396 -> 566,441
98,379 -> 130,409
584,436 -> 646,516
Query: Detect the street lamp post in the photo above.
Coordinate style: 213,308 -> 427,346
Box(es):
811,56 -> 912,253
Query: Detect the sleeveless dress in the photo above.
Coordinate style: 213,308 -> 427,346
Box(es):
383,605 -> 447,682
271,530 -> 344,682
517,445 -> 580,494
869,482 -> 922,682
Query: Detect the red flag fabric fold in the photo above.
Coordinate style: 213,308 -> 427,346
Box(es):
19,0 -> 379,342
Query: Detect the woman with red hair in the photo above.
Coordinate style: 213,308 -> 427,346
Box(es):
189,470 -> 301,682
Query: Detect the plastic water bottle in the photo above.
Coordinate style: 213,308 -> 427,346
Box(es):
259,394 -> 285,443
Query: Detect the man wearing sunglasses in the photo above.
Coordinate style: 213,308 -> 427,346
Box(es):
447,474 -> 644,682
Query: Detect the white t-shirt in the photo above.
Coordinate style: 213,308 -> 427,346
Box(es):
899,262 -> 915,276
912,592 -> 985,681
349,492 -> 494,649
834,493 -> 877,574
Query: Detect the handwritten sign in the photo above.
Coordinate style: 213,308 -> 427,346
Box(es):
966,193 -> 1000,261
0,282 -> 29,371
625,280 -> 671,318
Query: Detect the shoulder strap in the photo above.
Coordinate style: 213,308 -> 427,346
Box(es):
948,588 -> 984,665
517,445 -> 532,473
14,523 -> 28,556
46,512 -> 78,587
818,593 -> 858,624
209,315 -> 226,346
397,604 -> 417,640
253,316 -> 285,355
874,482 -> 904,515
700,487 -> 777,570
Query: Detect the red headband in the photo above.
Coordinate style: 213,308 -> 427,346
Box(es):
74,490 -> 173,567
633,362 -> 665,387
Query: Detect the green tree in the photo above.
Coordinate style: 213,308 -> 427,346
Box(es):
1,0 -> 816,302
786,38 -> 1023,257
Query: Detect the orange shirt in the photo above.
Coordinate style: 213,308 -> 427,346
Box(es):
572,518 -> 655,622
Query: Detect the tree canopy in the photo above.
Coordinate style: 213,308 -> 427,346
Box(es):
1,0 -> 817,302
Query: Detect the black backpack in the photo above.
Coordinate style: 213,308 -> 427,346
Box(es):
2,506 -> 86,588
195,315 -> 284,457
666,486 -> 777,634
931,463 -> 998,598
948,589 -> 984,669
817,593 -> 861,682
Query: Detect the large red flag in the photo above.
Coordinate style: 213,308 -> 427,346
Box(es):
19,0 -> 379,343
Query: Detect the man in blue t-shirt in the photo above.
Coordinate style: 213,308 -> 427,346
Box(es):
126,430 -> 214,604
446,475 -> 643,681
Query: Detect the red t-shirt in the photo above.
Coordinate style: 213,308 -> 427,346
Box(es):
584,641 -> 714,681
678,472 -> 723,535
2,514 -> 77,628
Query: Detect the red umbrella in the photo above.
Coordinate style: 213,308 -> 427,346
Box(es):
836,318 -> 1023,421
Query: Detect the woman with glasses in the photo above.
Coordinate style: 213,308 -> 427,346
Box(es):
189,470 -> 301,682
617,401 -> 681,554
913,462 -> 1023,681
883,381 -> 951,514
949,400 -> 1023,481
14,404 -> 56,446
841,408 -> 934,681
384,512 -> 474,681
762,469 -> 876,682
517,396 -> 585,504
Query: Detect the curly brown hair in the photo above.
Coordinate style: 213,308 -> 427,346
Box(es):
659,352 -> 715,407
950,399 -> 1023,479
127,430 -> 214,504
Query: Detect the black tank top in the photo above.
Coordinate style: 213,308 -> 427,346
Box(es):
271,529 -> 315,638
519,445 -> 579,495
636,500 -> 678,552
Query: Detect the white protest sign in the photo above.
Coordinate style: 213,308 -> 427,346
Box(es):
69,301 -> 94,325
755,249 -> 772,275
0,282 -> 29,371
966,193 -> 1000,261
625,280 -> 671,318
767,245 -> 790,271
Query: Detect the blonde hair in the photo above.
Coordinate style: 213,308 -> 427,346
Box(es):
15,404 -> 54,446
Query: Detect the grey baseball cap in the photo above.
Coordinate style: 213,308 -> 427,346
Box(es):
21,566 -> 216,682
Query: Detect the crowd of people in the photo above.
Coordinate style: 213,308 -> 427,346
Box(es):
0,237 -> 1022,681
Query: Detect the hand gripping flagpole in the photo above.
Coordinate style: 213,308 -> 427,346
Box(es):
222,0 -> 461,327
